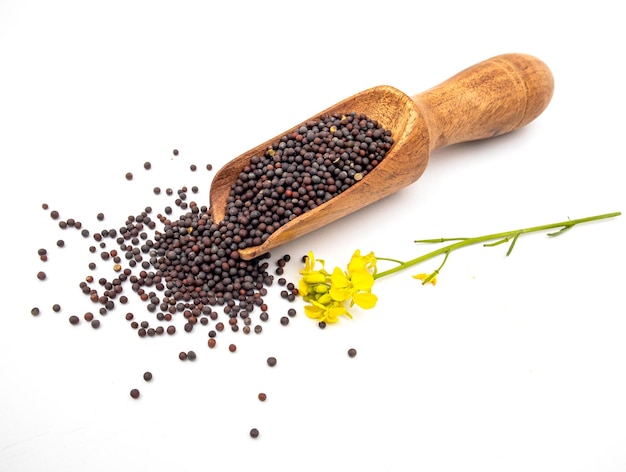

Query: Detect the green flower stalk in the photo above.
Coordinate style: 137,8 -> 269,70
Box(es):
299,212 -> 621,324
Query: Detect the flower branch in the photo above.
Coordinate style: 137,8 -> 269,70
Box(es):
299,212 -> 621,324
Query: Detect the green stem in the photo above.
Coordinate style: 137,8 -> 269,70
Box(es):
373,212 -> 621,280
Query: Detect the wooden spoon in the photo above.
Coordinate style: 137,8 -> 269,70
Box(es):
210,53 -> 554,260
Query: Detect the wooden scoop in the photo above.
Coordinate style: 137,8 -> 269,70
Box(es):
210,53 -> 554,260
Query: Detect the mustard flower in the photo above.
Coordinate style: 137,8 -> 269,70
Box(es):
299,250 -> 378,324
412,273 -> 437,286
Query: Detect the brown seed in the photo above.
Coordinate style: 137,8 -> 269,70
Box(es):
125,172 -> 133,180
143,372 -> 152,381
229,343 -> 237,352
69,315 -> 80,325
207,338 -> 216,348
91,319 -> 101,329
187,350 -> 197,360
178,351 -> 187,360
266,357 -> 277,367
130,388 -> 140,399
348,348 -> 357,358
258,392 -> 267,402
249,428 -> 259,438
144,161 -> 152,170
31,307 -> 40,316
173,149 -> 179,156
37,271 -> 46,280
52,304 -> 61,312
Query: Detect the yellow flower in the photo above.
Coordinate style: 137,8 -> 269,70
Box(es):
304,300 -> 350,324
347,250 -> 376,274
413,273 -> 437,286
329,266 -> 377,308
298,250 -> 378,324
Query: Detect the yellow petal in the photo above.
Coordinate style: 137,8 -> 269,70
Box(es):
329,285 -> 352,302
330,267 -> 350,289
350,269 -> 374,291
304,251 -> 315,271
298,278 -> 311,297
413,273 -> 437,285
347,250 -> 364,272
352,291 -> 378,309
304,304 -> 324,319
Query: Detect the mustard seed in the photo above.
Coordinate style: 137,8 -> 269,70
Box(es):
130,388 -> 140,399
143,372 -> 152,381
348,348 -> 357,358
266,357 -> 277,367
249,428 -> 259,438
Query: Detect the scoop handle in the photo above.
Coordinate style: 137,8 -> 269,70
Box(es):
413,53 -> 554,151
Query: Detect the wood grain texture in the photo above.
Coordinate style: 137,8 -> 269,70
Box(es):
209,53 -> 554,260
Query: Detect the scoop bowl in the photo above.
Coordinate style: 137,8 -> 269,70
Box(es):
209,53 -> 554,260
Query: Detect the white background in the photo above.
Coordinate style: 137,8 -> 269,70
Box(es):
1,1 -> 625,471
